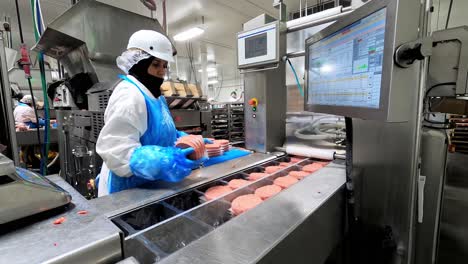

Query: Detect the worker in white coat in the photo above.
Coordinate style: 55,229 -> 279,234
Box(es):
13,95 -> 45,128
96,30 -> 207,196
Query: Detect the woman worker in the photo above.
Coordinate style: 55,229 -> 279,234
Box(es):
96,30 -> 206,196
14,95 -> 46,128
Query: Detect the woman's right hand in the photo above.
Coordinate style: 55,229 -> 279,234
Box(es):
129,145 -> 197,182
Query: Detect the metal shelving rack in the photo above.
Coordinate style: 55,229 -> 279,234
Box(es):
210,103 -> 245,145
211,103 -> 230,140
449,115 -> 468,154
229,103 -> 245,145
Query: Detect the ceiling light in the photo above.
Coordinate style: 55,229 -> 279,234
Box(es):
173,27 -> 204,41
207,80 -> 218,85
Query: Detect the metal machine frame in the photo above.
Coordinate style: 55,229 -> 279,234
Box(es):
303,0 -> 424,263
238,18 -> 287,153
0,31 -> 18,164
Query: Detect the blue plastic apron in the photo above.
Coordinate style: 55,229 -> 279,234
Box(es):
107,75 -> 178,194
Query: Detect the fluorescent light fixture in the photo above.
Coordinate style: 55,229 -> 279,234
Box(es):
207,54 -> 215,61
207,79 -> 218,85
174,27 -> 204,41
320,64 -> 333,73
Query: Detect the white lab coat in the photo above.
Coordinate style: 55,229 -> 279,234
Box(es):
96,75 -> 156,197
14,104 -> 39,124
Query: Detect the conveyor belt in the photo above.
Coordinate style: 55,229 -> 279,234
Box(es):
115,155 -> 336,263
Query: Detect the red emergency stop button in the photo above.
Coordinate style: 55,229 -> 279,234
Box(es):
248,98 -> 258,107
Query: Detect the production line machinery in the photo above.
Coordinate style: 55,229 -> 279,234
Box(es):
0,151 -> 345,264
114,155 -> 344,263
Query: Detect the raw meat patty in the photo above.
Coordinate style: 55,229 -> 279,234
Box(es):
290,157 -> 304,163
288,171 -> 310,180
279,162 -> 292,167
265,166 -> 284,174
204,185 -> 232,201
175,141 -> 198,160
248,172 -> 269,181
231,194 -> 263,215
302,163 -> 324,173
228,179 -> 250,190
176,135 -> 205,160
205,142 -> 221,149
214,139 -> 229,146
255,185 -> 282,200
274,176 -> 299,189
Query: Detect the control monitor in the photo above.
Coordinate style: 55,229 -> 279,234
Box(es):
305,0 -> 418,121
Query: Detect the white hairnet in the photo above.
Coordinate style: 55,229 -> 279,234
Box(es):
20,95 -> 38,104
116,49 -> 152,74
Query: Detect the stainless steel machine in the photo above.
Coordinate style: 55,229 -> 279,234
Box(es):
238,15 -> 287,153
162,80 -> 212,136
0,153 -> 71,224
303,0 -> 468,263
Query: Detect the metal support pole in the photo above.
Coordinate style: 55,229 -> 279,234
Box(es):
287,10 -> 352,33
273,0 -> 287,22
286,50 -> 306,58
300,0 -> 303,17
200,51 -> 208,97
0,31 -> 19,164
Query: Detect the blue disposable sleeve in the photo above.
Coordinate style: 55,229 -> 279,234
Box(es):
176,131 -> 188,138
129,145 -> 195,182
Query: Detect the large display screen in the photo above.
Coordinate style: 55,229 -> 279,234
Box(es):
307,8 -> 386,109
245,33 -> 268,59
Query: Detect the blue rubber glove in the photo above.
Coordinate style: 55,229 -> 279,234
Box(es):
129,145 -> 195,182
203,138 -> 213,144
191,155 -> 208,169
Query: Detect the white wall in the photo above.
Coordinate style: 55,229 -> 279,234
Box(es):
209,79 -> 244,102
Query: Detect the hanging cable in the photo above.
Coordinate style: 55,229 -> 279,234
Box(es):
445,0 -> 454,29
31,0 -> 50,175
14,0 -> 24,43
213,69 -> 224,101
287,58 -> 304,97
294,115 -> 345,141
15,0 -> 44,172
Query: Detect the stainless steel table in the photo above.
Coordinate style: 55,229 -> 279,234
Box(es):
16,128 -> 58,145
0,175 -> 122,264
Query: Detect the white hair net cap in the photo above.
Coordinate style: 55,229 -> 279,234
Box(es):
20,95 -> 38,104
116,49 -> 152,74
